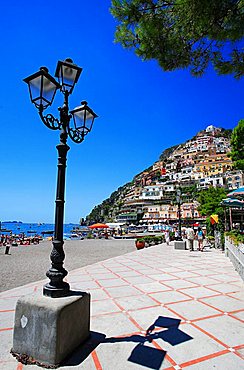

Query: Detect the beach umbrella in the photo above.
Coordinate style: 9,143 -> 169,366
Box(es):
88,223 -> 109,229
221,198 -> 244,208
227,187 -> 244,199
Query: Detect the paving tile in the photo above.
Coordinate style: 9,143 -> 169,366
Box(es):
95,340 -> 172,370
116,271 -> 142,278
123,276 -> 155,285
228,291 -> 244,301
185,269 -> 217,276
235,347 -> 244,359
0,330 -> 14,362
89,289 -> 110,301
105,286 -> 142,298
136,282 -> 171,293
207,283 -> 241,294
129,306 -> 182,330
0,286 -> 38,298
71,280 -> 100,290
230,310 -> 244,321
200,295 -> 244,313
170,271 -> 200,279
68,276 -> 94,284
158,267 -> 183,273
149,274 -> 178,281
115,295 -> 159,311
133,268 -> 160,274
182,286 -> 221,299
110,267 -> 132,272
0,298 -> 17,311
88,273 -> 117,280
86,267 -> 110,274
231,281 -> 244,288
149,291 -> 192,304
154,323 -> 225,365
67,274 -> 92,283
91,312 -> 139,337
167,300 -> 220,320
185,352 -> 244,369
210,274 -> 240,283
97,279 -> 129,288
0,312 -> 14,329
162,280 -> 198,290
91,299 -> 121,316
185,276 -> 221,286
195,315 -> 244,347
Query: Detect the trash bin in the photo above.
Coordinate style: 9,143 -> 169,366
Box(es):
5,245 -> 10,254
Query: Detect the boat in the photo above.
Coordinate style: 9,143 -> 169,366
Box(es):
41,230 -> 54,235
27,230 -> 37,234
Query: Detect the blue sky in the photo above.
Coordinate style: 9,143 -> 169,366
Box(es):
0,1 -> 243,223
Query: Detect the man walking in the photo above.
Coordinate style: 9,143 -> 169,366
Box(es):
186,226 -> 195,251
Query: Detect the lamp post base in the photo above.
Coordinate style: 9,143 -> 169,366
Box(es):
43,281 -> 70,298
12,291 -> 90,367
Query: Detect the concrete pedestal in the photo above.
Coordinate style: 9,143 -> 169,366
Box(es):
11,291 -> 90,367
174,240 -> 186,250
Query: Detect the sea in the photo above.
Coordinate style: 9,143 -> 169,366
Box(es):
0,221 -> 81,239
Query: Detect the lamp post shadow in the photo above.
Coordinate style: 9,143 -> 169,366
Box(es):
63,316 -> 193,370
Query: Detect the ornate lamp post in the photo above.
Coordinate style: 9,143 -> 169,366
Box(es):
23,58 -> 98,298
191,204 -> 195,225
176,187 -> 182,240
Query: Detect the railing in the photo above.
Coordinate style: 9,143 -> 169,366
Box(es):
225,237 -> 244,281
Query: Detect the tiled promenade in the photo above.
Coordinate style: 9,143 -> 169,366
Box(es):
0,243 -> 243,369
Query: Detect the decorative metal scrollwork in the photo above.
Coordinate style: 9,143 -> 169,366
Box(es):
67,127 -> 86,143
39,110 -> 61,130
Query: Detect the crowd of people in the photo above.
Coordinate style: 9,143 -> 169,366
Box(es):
0,233 -> 41,254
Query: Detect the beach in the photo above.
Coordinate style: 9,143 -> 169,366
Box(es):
0,239 -> 135,292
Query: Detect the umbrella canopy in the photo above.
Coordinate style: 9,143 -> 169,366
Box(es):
89,223 -> 109,229
221,198 -> 244,208
227,187 -> 244,199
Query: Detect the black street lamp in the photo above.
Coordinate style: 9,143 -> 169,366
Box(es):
24,58 -> 98,298
191,204 -> 195,224
176,187 -> 182,240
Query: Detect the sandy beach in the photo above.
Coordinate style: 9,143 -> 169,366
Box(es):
0,239 -> 135,292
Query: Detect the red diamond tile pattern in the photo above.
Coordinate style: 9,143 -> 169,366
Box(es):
0,244 -> 243,369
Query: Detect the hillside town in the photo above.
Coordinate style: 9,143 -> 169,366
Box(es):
87,125 -> 243,228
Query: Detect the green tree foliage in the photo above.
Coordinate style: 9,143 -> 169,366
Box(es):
197,186 -> 227,217
110,0 -> 244,78
197,186 -> 227,235
228,119 -> 244,170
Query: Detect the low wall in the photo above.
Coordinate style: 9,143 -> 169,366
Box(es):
225,237 -> 244,281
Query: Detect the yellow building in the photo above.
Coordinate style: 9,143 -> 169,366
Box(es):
196,153 -> 232,177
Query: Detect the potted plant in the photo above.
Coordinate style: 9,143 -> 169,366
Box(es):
135,238 -> 145,250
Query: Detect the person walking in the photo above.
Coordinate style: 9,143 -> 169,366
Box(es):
186,226 -> 195,251
165,230 -> 170,245
197,227 -> 204,251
